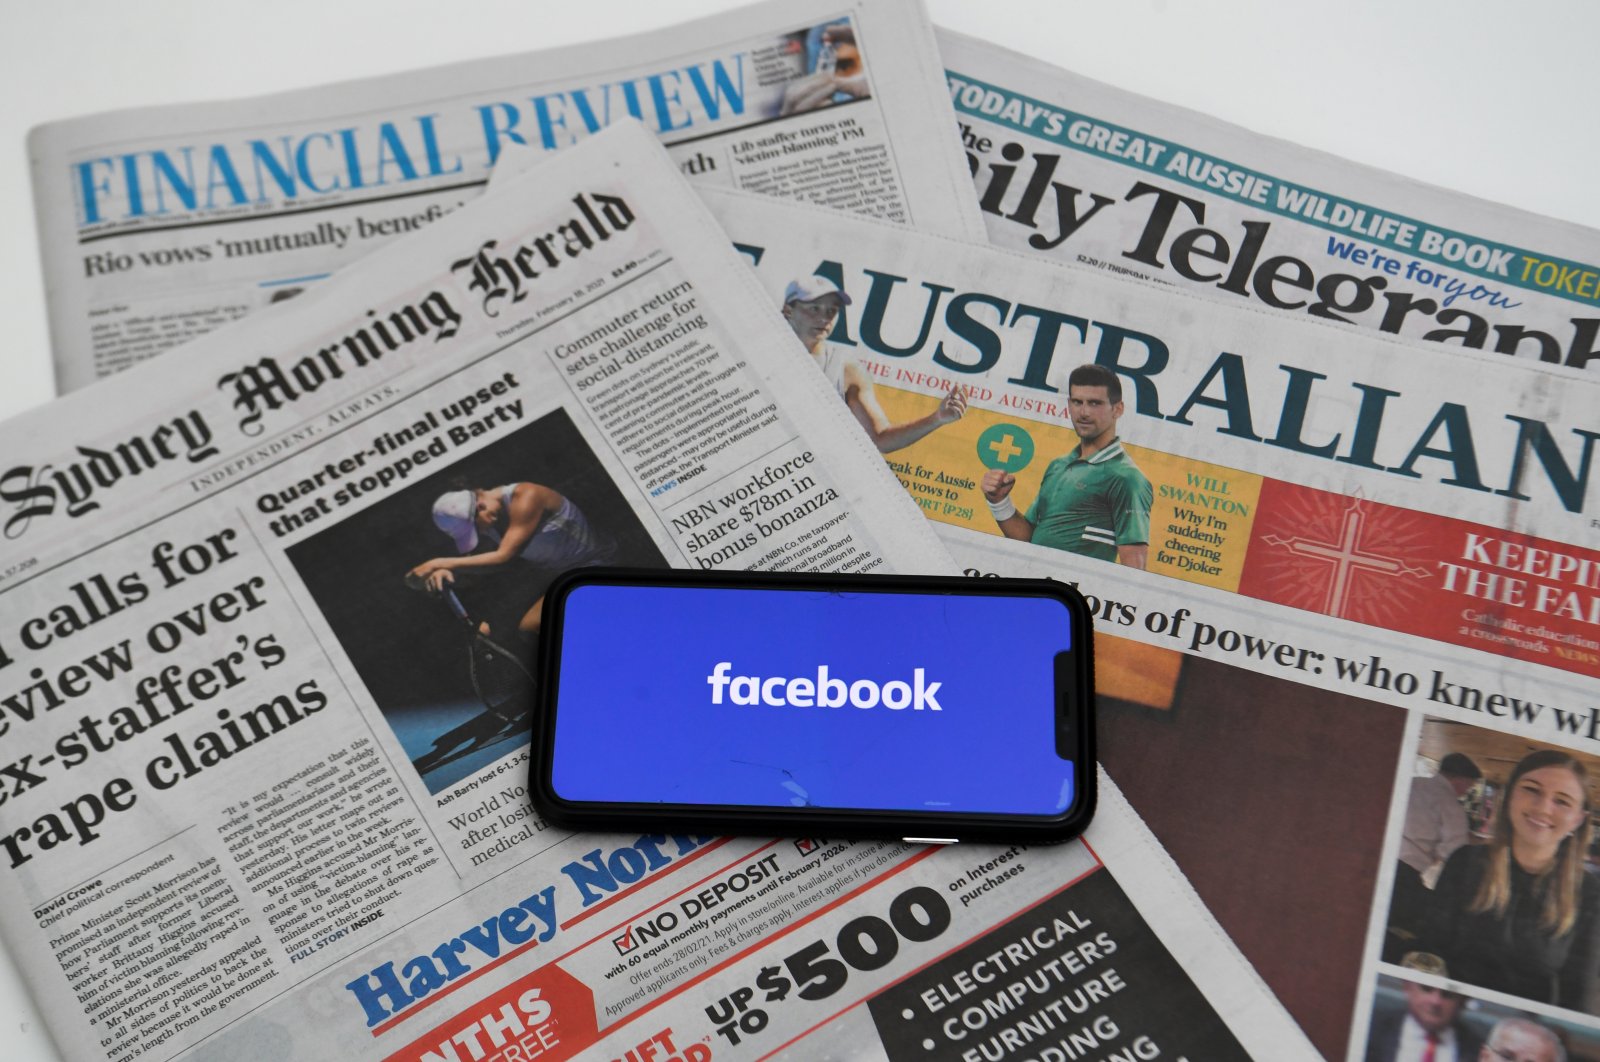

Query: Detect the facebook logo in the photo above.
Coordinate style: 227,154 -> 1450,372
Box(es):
705,662 -> 943,710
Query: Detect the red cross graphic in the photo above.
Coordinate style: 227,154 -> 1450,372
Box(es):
1261,498 -> 1432,618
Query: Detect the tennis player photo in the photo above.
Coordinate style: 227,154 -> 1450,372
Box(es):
286,409 -> 666,793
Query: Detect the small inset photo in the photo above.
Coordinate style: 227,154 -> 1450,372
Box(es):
1382,717 -> 1599,1016
775,19 -> 869,117
1364,971 -> 1600,1061
287,408 -> 665,793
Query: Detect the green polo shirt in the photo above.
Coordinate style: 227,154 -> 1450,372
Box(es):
1024,439 -> 1152,561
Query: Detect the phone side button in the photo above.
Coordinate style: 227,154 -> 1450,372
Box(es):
903,836 -> 958,845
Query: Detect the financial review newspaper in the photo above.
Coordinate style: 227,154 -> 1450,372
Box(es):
938,29 -> 1600,381
695,186 -> 1600,1060
28,0 -> 982,393
0,125 -> 1312,1062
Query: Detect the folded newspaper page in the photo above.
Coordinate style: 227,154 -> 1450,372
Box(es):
0,122 -> 1313,1061
939,28 -> 1600,380
692,185 -> 1600,1060
28,0 -> 983,395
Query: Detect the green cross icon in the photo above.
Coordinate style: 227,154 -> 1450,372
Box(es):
977,423 -> 1035,472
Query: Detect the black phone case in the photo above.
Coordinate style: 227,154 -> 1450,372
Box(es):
530,568 -> 1096,845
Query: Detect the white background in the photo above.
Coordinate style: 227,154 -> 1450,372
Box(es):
2,2 -> 1598,1058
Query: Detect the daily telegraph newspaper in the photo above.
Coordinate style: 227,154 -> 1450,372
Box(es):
938,29 -> 1600,380
0,124 -> 1313,1061
694,186 -> 1600,1059
28,0 -> 984,394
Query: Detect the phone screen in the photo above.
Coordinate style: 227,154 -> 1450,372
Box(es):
548,582 -> 1079,818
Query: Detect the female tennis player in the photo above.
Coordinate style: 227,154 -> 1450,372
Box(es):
407,481 -> 613,638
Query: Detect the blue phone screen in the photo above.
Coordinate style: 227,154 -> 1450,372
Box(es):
550,584 -> 1077,817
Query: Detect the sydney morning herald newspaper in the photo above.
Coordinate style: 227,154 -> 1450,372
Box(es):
27,0 -> 982,393
0,124 -> 1315,1062
691,184 -> 1600,1060
939,29 -> 1600,380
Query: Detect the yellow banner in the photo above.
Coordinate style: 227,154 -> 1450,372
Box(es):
872,383 -> 1263,593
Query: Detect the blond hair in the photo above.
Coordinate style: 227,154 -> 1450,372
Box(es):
1470,750 -> 1592,936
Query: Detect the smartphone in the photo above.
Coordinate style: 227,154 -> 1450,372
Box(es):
531,568 -> 1095,844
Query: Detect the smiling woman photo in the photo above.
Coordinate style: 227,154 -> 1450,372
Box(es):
1420,748 -> 1599,1010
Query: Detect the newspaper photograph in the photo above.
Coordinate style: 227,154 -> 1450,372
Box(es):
694,185 -> 1600,1059
938,29 -> 1600,379
1366,969 -> 1600,1062
0,122 -> 1314,1061
28,0 -> 983,394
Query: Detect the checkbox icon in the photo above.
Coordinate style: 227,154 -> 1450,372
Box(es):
612,925 -> 637,955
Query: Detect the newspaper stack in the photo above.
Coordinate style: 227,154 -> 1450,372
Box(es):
3,2 -> 1597,1061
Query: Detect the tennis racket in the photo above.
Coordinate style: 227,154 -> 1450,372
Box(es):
442,587 -> 536,724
